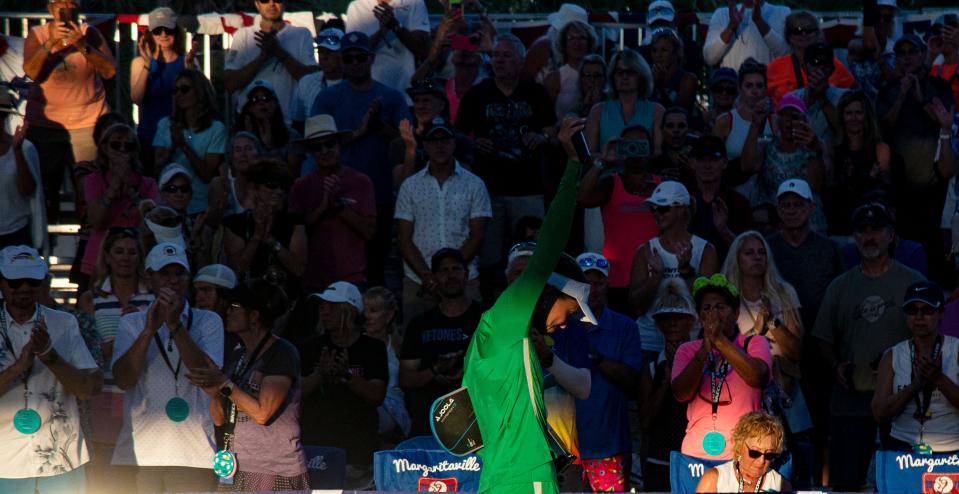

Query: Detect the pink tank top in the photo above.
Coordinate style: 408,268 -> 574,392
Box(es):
601,173 -> 661,288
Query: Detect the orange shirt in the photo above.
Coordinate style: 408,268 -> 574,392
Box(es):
25,24 -> 108,130
930,64 -> 959,111
767,54 -> 857,105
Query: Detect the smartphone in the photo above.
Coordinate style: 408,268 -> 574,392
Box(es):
450,34 -> 478,52
58,7 -> 78,24
571,130 -> 591,164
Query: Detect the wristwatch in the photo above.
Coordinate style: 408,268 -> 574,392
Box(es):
591,158 -> 605,170
218,381 -> 235,398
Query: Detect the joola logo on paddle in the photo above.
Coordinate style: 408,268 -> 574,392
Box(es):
435,398 -> 456,422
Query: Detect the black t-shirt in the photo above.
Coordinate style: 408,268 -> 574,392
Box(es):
222,210 -> 304,295
399,302 -> 483,436
299,334 -> 388,464
455,78 -> 557,196
689,185 -> 753,259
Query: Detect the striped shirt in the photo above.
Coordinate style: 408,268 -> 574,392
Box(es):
93,278 -> 154,342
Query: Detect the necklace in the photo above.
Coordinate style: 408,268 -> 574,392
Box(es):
736,461 -> 765,493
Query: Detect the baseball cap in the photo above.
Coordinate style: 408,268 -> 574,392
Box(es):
340,31 -> 372,53
645,181 -> 691,206
777,179 -> 813,201
423,117 -> 455,141
894,34 -> 925,52
406,78 -> 447,99
148,7 -> 177,31
710,67 -> 738,88
777,94 -> 807,114
0,245 -> 48,281
648,0 -> 675,24
804,43 -> 835,69
852,202 -> 892,228
902,281 -> 944,310
576,253 -> 609,278
145,242 -> 190,273
159,163 -> 191,188
431,248 -> 467,272
315,27 -> 344,51
311,281 -> 364,312
692,135 -> 726,159
240,79 -> 277,108
507,241 -> 536,266
194,264 -> 237,289
546,273 -> 598,325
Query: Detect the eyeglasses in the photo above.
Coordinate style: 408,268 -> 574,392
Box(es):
172,85 -> 193,95
5,278 -> 42,289
342,53 -> 370,64
651,205 -> 673,215
308,139 -> 339,151
787,25 -> 818,36
109,140 -> 137,152
904,305 -> 938,317
713,85 -> 738,96
162,184 -> 192,194
746,447 -> 780,462
250,95 -> 275,104
227,302 -> 245,312
151,26 -> 176,36
578,256 -> 609,269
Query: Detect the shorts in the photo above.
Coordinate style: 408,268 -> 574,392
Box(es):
582,454 -> 627,492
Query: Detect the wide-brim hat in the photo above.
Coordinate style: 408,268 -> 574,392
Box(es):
293,114 -> 352,151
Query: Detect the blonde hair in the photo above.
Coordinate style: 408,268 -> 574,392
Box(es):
363,286 -> 398,334
732,411 -> 786,455
607,49 -> 654,100
92,230 -> 144,291
650,278 -> 697,318
721,231 -> 801,314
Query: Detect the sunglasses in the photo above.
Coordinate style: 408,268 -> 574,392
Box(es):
5,278 -> 42,289
904,305 -> 938,316
162,184 -> 192,194
342,53 -> 370,64
787,25 -> 818,36
172,85 -> 193,95
227,302 -> 246,312
713,85 -> 738,96
250,95 -> 275,104
151,26 -> 176,36
308,139 -> 339,151
651,205 -> 673,215
746,448 -> 780,462
109,140 -> 137,152
578,256 -> 609,269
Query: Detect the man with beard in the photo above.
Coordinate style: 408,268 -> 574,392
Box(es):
812,201 -> 923,492
399,248 -> 483,436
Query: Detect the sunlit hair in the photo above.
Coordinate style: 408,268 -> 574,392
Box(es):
836,90 -> 882,151
731,411 -> 786,455
650,278 -> 697,319
784,11 -> 820,47
92,229 -> 144,291
551,20 -> 599,63
721,231 -> 801,313
228,131 -> 264,172
362,286 -> 398,335
318,298 -> 363,336
170,69 -> 218,132
606,49 -> 654,100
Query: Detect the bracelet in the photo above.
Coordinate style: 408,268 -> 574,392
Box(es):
36,342 -> 53,357
39,348 -> 59,365
941,130 -> 953,140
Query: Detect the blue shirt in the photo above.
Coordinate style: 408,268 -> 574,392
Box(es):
137,57 -> 184,145
574,307 -> 643,458
311,81 -> 411,204
153,118 -> 228,215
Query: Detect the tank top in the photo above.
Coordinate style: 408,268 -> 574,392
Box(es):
137,57 -> 185,144
600,173 -> 661,288
599,98 -> 657,147
554,64 -> 580,120
92,278 -> 154,343
26,24 -> 108,130
725,108 -> 772,160
636,235 -> 708,352
715,460 -> 784,492
890,336 -> 959,452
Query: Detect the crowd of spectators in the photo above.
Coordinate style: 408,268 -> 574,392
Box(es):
1,0 -> 959,491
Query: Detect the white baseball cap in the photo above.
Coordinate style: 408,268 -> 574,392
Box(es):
0,245 -> 48,281
194,264 -> 237,289
311,281 -> 363,312
159,163 -> 192,189
648,0 -> 676,24
777,179 -> 813,201
547,273 -> 598,325
645,181 -> 691,207
146,242 -> 190,273
575,252 -> 609,278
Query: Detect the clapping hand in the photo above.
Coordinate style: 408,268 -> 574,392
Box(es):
254,30 -> 283,58
373,2 -> 398,32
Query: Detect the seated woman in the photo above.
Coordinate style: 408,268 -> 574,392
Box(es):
873,282 -> 959,454
696,411 -> 792,492
671,274 -> 772,460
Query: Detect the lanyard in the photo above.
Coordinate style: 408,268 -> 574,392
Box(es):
223,332 -> 273,449
736,461 -> 766,493
705,351 -> 731,415
0,303 -> 40,408
910,335 -> 943,425
152,309 -> 193,389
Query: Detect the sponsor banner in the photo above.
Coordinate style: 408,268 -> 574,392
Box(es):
877,451 -> 959,493
374,449 -> 482,492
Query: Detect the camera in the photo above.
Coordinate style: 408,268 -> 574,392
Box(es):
616,139 -> 650,158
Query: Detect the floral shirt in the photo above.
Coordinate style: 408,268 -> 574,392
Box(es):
0,305 -> 98,478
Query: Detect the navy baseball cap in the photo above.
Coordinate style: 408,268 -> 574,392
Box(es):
340,31 -> 372,53
902,281 -> 944,310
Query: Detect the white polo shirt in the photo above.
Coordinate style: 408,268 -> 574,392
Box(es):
346,0 -> 430,94
111,302 -> 223,468
0,304 -> 97,479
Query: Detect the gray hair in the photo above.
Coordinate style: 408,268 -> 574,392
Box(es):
606,48 -> 654,100
494,33 -> 527,60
